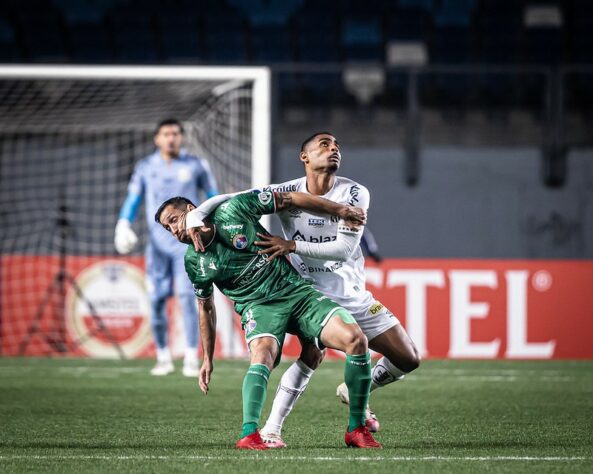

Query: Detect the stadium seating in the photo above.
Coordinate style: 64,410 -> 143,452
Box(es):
0,0 -> 588,112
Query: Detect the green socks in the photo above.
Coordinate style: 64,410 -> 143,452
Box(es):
241,364 -> 271,437
344,352 -> 372,432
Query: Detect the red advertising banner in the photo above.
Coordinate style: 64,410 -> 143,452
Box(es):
1,256 -> 592,359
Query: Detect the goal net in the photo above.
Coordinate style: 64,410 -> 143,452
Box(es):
0,66 -> 270,359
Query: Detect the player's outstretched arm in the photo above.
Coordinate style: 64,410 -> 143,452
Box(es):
276,192 -> 367,225
198,295 -> 217,394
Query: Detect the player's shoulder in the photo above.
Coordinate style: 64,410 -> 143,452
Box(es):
262,177 -> 305,193
334,176 -> 369,204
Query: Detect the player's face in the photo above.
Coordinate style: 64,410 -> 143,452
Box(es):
154,124 -> 183,157
301,134 -> 341,172
159,204 -> 192,244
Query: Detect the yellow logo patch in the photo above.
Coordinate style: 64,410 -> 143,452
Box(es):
369,302 -> 384,315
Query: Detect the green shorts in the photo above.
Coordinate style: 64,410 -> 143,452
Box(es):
240,284 -> 344,355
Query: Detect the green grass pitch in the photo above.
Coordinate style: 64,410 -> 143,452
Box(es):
1,358 -> 592,473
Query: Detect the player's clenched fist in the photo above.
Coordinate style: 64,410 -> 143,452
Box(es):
338,206 -> 366,226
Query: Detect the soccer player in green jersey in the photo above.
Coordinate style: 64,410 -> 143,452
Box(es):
155,191 -> 382,449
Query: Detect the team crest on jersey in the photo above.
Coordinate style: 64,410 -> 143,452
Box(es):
245,319 -> 257,336
308,218 -> 325,228
232,234 -> 249,249
177,167 -> 191,183
258,192 -> 273,205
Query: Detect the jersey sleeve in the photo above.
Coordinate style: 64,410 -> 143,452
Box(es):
127,161 -> 145,197
193,282 -> 213,300
219,191 -> 277,222
346,183 -> 370,211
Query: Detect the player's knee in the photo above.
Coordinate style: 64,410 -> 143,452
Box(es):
344,327 -> 368,355
249,338 -> 278,370
299,345 -> 325,370
394,351 -> 421,373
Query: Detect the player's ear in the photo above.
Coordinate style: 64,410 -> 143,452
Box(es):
186,203 -> 196,212
299,151 -> 309,164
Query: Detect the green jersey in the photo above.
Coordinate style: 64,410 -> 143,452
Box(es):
184,192 -> 309,315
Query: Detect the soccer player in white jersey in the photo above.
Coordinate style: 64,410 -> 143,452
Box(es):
185,132 -> 420,447
114,119 -> 218,377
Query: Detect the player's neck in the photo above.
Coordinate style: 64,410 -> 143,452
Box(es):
159,151 -> 179,162
306,171 -> 336,196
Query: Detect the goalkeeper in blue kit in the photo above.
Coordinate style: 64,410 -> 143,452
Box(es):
155,191 -> 382,449
114,118 -> 218,377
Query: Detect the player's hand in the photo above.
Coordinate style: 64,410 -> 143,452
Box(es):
114,219 -> 138,254
254,233 -> 296,261
178,210 -> 211,252
338,206 -> 366,226
198,360 -> 213,395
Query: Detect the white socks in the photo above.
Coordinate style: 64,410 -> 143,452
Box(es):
156,347 -> 172,364
371,356 -> 406,392
184,347 -> 198,366
263,360 -> 315,435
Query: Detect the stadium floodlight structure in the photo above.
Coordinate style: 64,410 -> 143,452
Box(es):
0,65 -> 271,358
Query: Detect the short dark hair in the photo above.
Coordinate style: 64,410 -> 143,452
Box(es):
154,196 -> 195,223
300,131 -> 334,152
154,118 -> 184,136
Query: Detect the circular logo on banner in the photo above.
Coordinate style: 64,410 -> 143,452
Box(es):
232,234 -> 249,250
65,260 -> 152,358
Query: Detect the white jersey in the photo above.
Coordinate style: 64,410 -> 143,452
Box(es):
264,176 -> 375,314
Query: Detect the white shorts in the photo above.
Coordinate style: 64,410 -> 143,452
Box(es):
350,301 -> 400,341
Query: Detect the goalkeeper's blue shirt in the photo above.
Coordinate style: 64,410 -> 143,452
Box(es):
125,150 -> 218,253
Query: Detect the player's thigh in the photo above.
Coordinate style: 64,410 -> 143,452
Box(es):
145,243 -> 173,299
287,286 -> 348,350
367,314 -> 421,372
242,301 -> 291,367
319,309 -> 367,354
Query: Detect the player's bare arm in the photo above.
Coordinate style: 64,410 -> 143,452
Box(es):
275,191 -> 367,225
198,295 -> 217,394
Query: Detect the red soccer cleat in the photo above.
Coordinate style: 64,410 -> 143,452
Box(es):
235,430 -> 269,450
345,426 -> 382,449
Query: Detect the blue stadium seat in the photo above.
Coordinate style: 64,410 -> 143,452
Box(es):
293,3 -> 340,62
228,0 -> 303,27
341,16 -> 383,62
434,0 -> 476,28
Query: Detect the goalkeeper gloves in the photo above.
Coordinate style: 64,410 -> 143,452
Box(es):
114,219 -> 138,254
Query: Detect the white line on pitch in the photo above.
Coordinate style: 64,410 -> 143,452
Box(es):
0,455 -> 588,462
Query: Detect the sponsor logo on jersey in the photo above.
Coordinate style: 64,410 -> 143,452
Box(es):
199,256 -> 206,276
369,302 -> 385,315
222,224 -> 244,231
264,184 -> 298,193
258,192 -> 273,205
330,216 -> 340,223
308,218 -> 325,228
233,255 -> 269,286
232,234 -> 249,249
65,261 -> 151,358
291,231 -> 337,243
177,167 -> 192,183
307,262 -> 343,273
348,184 -> 360,206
